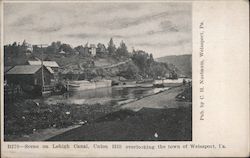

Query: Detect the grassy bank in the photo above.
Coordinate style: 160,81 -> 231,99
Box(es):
4,98 -> 117,141
49,106 -> 191,141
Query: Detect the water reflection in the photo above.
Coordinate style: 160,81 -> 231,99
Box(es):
44,87 -> 169,106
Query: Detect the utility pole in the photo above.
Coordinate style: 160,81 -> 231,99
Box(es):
39,44 -> 48,93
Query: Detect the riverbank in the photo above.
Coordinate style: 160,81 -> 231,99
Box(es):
4,84 -> 191,141
48,85 -> 192,141
49,107 -> 191,141
121,85 -> 190,111
4,99 -> 118,141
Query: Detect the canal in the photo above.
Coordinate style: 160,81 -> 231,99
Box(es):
43,86 -> 169,106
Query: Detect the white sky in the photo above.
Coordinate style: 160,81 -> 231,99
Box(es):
4,2 -> 192,58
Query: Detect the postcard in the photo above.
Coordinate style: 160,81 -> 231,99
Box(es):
1,0 -> 249,157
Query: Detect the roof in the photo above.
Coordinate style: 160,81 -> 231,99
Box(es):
27,60 -> 59,68
4,66 -> 14,73
59,50 -> 66,54
46,66 -> 54,74
6,65 -> 51,75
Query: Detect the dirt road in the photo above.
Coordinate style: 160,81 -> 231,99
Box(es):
121,86 -> 191,111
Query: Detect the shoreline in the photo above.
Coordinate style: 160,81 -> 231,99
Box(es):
48,85 -> 191,141
121,85 -> 188,111
5,85 -> 191,141
4,86 -> 171,141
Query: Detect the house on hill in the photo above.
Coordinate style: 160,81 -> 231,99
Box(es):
81,43 -> 97,56
5,65 -> 54,87
21,40 -> 33,56
59,50 -> 66,54
89,44 -> 96,56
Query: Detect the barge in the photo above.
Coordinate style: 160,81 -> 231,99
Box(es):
67,79 -> 112,91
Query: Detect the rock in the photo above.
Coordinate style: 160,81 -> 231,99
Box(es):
65,111 -> 70,115
154,132 -> 158,138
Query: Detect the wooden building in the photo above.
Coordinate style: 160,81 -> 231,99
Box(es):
5,65 -> 53,87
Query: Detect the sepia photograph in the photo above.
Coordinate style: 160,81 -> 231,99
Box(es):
3,2 -> 192,141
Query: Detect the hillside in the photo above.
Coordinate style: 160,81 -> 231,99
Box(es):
4,41 -> 179,80
156,54 -> 192,78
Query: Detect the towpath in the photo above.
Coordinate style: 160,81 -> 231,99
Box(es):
121,85 -> 190,111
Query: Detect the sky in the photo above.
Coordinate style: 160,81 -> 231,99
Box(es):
4,2 -> 192,58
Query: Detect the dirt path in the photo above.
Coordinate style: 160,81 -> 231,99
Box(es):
121,86 -> 191,111
6,125 -> 81,141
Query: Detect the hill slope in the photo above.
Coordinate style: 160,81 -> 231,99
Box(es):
156,54 -> 192,77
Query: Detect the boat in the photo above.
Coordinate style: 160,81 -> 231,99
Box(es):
153,78 -> 192,87
153,80 -> 165,87
137,83 -> 153,88
114,81 -> 137,88
67,79 -> 112,91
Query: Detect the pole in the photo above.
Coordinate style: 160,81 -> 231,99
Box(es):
33,44 -> 47,95
41,44 -> 44,93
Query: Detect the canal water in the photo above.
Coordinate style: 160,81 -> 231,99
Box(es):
44,86 -> 169,106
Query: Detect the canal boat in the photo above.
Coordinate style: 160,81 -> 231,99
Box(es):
67,79 -> 112,91
153,78 -> 192,87
137,83 -> 153,88
115,81 -> 137,88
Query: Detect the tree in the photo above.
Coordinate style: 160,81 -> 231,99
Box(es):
170,70 -> 178,79
96,68 -> 107,78
116,40 -> 129,58
107,38 -> 116,56
131,50 -> 149,76
59,44 -> 74,54
149,54 -> 154,63
74,45 -> 84,54
118,62 -> 139,79
12,42 -> 17,47
21,40 -> 27,48
96,43 -> 108,57
149,62 -> 167,79
45,41 -> 62,54
97,43 -> 106,52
